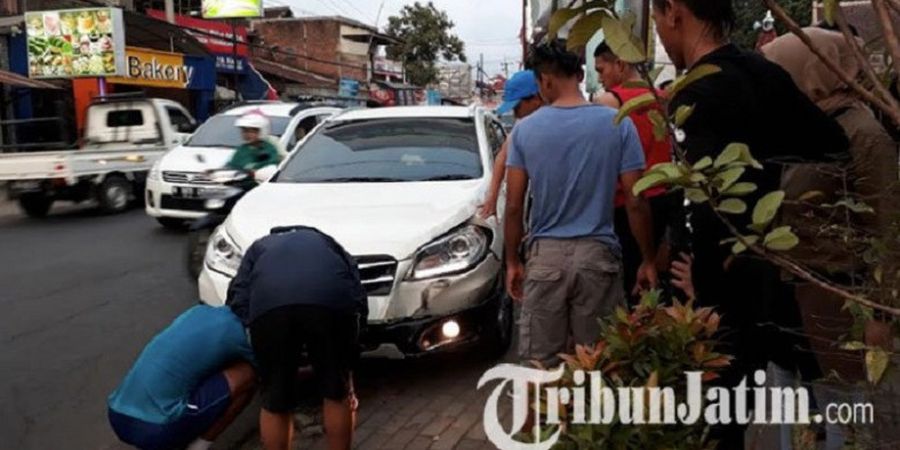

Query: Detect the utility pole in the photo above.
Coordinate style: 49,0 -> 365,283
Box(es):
164,0 -> 174,23
477,53 -> 484,100
500,59 -> 511,78
521,0 -> 528,68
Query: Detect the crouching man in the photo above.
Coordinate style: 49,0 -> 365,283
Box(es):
227,225 -> 368,450
107,305 -> 257,450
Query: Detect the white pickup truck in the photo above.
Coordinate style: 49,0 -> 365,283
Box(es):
0,96 -> 196,217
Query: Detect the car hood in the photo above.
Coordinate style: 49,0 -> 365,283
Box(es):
225,180 -> 488,259
158,145 -> 236,172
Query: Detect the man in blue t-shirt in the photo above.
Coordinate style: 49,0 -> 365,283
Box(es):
107,305 -> 256,450
504,40 -> 658,367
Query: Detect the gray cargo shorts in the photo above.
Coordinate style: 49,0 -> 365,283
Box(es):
518,238 -> 624,367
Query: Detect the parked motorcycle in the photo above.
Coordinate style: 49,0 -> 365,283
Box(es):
186,166 -> 276,280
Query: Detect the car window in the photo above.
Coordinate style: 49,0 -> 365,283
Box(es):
106,110 -> 144,127
186,114 -> 292,148
166,106 -> 193,131
484,118 -> 506,158
276,117 -> 482,183
288,115 -> 319,149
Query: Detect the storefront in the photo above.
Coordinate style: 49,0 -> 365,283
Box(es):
145,10 -> 276,102
71,46 -> 215,131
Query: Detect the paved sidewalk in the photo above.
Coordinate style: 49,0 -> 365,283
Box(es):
236,349 -> 515,450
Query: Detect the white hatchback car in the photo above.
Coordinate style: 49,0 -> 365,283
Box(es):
145,102 -> 341,228
198,105 -> 513,357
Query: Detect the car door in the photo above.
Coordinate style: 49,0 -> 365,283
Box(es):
286,108 -> 342,152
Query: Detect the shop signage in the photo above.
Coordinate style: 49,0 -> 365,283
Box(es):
201,0 -> 262,19
107,48 -> 193,89
146,10 -> 248,56
25,7 -> 126,78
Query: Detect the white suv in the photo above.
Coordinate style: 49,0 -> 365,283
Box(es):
198,106 -> 514,358
145,102 -> 341,228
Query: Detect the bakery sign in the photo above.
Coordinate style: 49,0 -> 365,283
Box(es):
107,47 -> 194,89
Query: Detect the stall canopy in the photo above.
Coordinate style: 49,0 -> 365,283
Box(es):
0,69 -> 60,89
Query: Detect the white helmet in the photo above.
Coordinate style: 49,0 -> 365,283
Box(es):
235,112 -> 270,139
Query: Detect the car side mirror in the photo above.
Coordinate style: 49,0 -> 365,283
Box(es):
177,122 -> 196,133
254,165 -> 278,183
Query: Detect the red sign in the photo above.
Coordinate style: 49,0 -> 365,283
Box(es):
147,9 -> 248,56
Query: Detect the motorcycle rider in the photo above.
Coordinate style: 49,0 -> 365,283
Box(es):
225,111 -> 282,174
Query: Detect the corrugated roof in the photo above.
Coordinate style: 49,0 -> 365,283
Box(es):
0,69 -> 62,89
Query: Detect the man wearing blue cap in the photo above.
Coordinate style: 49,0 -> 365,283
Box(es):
479,70 -> 544,219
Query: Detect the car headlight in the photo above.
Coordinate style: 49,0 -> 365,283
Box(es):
205,228 -> 243,277
148,162 -> 161,181
407,224 -> 491,280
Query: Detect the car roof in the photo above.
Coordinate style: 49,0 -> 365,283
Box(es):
221,102 -> 301,118
331,106 -> 479,122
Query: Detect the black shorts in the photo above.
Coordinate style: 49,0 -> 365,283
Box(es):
249,305 -> 360,412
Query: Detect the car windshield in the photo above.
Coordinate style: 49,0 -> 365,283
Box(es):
275,118 -> 482,183
185,114 -> 291,148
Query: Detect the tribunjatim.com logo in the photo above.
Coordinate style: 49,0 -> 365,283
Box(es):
477,364 -> 875,450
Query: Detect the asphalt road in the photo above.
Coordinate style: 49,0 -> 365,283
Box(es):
0,201 -> 511,450
0,203 -> 201,449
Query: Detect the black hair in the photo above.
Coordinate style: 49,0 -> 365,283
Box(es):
651,0 -> 735,38
527,39 -> 585,79
593,41 -> 614,59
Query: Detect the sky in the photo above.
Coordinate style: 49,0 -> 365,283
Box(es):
275,0 -> 524,77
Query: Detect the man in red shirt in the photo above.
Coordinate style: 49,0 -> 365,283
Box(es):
594,41 -> 681,299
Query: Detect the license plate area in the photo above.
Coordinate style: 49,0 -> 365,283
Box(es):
9,180 -> 42,193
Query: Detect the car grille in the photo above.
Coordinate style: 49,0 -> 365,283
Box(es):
354,255 -> 397,296
160,195 -> 206,212
162,171 -> 216,185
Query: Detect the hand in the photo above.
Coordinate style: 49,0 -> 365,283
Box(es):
478,196 -> 498,219
633,260 -> 659,296
670,252 -> 695,300
506,261 -> 525,302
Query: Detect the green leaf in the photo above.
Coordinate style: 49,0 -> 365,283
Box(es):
685,188 -> 709,204
632,171 -> 667,196
648,162 -> 681,179
836,199 -> 875,214
738,146 -> 763,169
842,341 -> 867,351
648,110 -> 667,141
622,80 -> 652,89
824,0 -> 837,26
689,172 -> 707,183
715,167 -> 745,191
548,8 -> 582,38
798,190 -> 825,202
692,156 -> 712,171
732,235 -> 759,254
674,105 -> 695,128
717,198 -> 747,214
763,226 -> 799,251
723,182 -> 757,196
649,66 -> 664,83
600,15 -> 646,63
866,349 -> 890,385
615,92 -> 656,124
567,12 -> 607,52
752,191 -> 785,227
714,143 -> 746,168
668,64 -> 722,98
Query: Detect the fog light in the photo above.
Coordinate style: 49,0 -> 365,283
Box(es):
205,198 -> 226,209
441,320 -> 460,339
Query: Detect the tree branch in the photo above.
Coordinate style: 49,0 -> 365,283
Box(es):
763,0 -> 900,128
872,0 -> 900,81
834,5 -> 900,113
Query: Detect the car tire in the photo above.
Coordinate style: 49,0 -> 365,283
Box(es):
186,228 -> 211,280
156,217 -> 186,230
18,193 -> 53,218
484,293 -> 514,358
97,176 -> 132,214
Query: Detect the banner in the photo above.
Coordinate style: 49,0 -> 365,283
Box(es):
107,47 -> 193,89
146,9 -> 248,56
26,7 -> 126,78
201,0 -> 262,19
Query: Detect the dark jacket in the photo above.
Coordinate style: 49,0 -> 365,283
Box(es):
226,226 -> 368,326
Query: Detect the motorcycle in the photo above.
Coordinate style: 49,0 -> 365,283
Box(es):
186,166 -> 277,280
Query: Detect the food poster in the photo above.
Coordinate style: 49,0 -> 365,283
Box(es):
26,8 -> 126,78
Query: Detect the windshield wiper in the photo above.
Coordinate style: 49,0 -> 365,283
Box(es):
312,176 -> 406,183
419,174 -> 475,181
